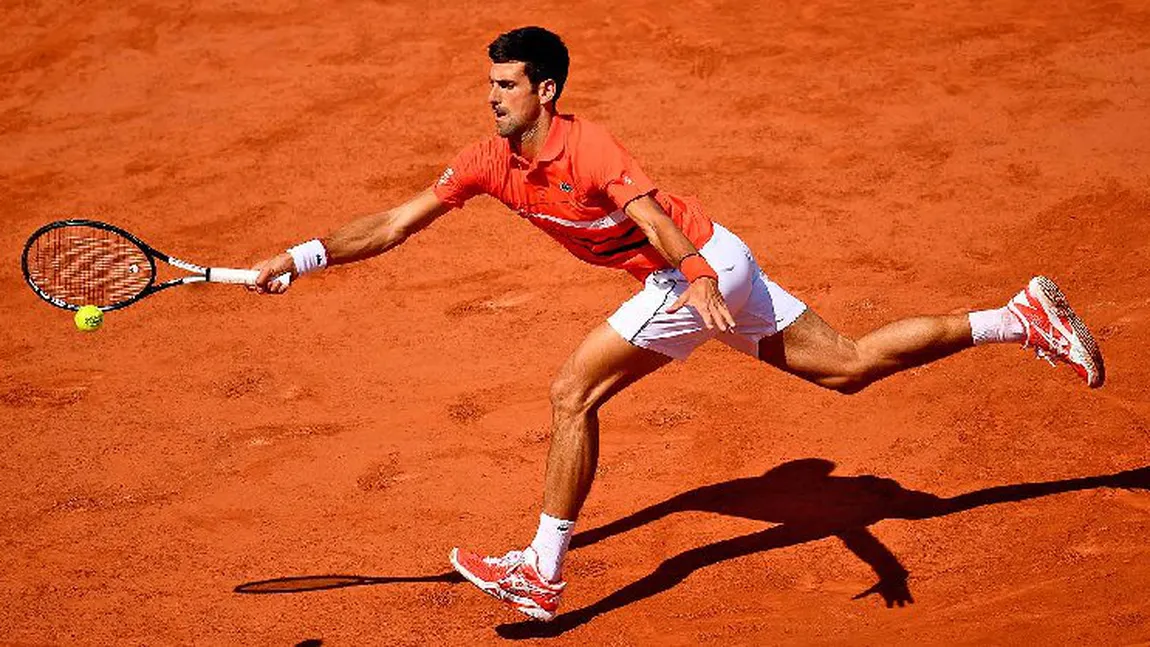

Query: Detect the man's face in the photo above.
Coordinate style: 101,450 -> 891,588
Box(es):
488,61 -> 546,138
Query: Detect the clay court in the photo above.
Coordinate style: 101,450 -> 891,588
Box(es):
3,0 -> 1149,644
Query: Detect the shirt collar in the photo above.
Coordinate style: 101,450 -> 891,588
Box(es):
536,113 -> 571,163
509,113 -> 572,169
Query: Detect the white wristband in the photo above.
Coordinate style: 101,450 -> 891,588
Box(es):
287,239 -> 328,275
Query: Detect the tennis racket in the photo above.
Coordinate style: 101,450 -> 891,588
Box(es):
21,219 -> 289,311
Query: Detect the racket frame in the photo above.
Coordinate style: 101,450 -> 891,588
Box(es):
21,219 -> 263,311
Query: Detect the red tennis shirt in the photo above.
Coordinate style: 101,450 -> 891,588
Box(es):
433,114 -> 714,282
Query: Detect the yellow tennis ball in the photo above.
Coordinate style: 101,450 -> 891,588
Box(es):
74,305 -> 104,332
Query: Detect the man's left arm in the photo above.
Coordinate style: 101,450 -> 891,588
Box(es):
624,195 -> 736,332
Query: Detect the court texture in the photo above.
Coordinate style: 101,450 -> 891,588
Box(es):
2,0 -> 1148,644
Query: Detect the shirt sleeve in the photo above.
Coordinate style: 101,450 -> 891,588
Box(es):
432,143 -> 488,208
587,130 -> 657,209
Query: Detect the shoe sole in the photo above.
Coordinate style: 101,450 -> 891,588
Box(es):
1031,276 -> 1105,388
449,548 -> 556,622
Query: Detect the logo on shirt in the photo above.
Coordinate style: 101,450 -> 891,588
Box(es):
437,167 -> 455,186
559,181 -> 573,193
622,175 -> 634,185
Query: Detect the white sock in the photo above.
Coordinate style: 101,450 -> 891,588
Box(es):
969,307 -> 1025,346
529,513 -> 574,582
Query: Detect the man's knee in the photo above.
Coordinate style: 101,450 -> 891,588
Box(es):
820,371 -> 872,395
768,313 -> 874,395
549,371 -> 595,418
815,340 -> 874,395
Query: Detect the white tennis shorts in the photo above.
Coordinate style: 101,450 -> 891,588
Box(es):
607,223 -> 807,360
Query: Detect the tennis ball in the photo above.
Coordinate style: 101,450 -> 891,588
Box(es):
74,305 -> 104,332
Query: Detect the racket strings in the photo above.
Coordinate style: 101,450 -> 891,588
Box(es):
25,226 -> 153,308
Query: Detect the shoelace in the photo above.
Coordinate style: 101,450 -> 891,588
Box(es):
1031,328 -> 1070,366
1034,347 -> 1058,367
482,551 -> 561,596
1018,309 -> 1071,366
483,550 -> 525,568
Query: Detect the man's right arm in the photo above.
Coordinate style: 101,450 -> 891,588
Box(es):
323,187 -> 452,265
252,187 -> 452,293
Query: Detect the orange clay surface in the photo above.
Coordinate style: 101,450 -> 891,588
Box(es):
3,1 -> 1150,645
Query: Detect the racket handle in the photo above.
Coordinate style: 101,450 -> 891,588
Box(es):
208,268 -> 292,286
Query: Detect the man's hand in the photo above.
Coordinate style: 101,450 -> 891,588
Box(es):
251,252 -> 295,294
666,277 -> 736,332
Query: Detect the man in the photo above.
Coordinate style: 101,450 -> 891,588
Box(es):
252,27 -> 1104,621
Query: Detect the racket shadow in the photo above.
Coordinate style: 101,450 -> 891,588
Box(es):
234,571 -> 463,594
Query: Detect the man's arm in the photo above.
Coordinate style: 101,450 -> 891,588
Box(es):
624,195 -> 736,331
252,187 -> 451,293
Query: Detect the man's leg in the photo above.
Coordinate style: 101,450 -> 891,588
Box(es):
759,308 -> 977,393
541,322 -> 672,520
451,322 -> 671,620
759,275 -> 1104,391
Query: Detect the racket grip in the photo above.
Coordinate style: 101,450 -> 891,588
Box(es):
209,268 -> 292,286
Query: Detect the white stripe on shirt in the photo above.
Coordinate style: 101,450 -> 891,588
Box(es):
522,209 -> 630,230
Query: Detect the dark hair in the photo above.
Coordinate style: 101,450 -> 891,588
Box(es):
488,27 -> 570,103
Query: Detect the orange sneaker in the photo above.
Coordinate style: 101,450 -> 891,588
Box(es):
450,547 -> 565,621
1007,276 -> 1105,387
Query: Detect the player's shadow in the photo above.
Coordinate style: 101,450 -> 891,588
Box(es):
497,458 -> 1150,639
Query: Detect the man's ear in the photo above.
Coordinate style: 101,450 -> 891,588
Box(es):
538,78 -> 557,104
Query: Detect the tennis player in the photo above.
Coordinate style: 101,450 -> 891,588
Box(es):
252,27 -> 1104,621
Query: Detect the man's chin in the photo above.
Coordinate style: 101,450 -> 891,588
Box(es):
494,119 -> 519,138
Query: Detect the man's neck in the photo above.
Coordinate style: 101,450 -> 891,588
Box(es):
512,109 -> 555,161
